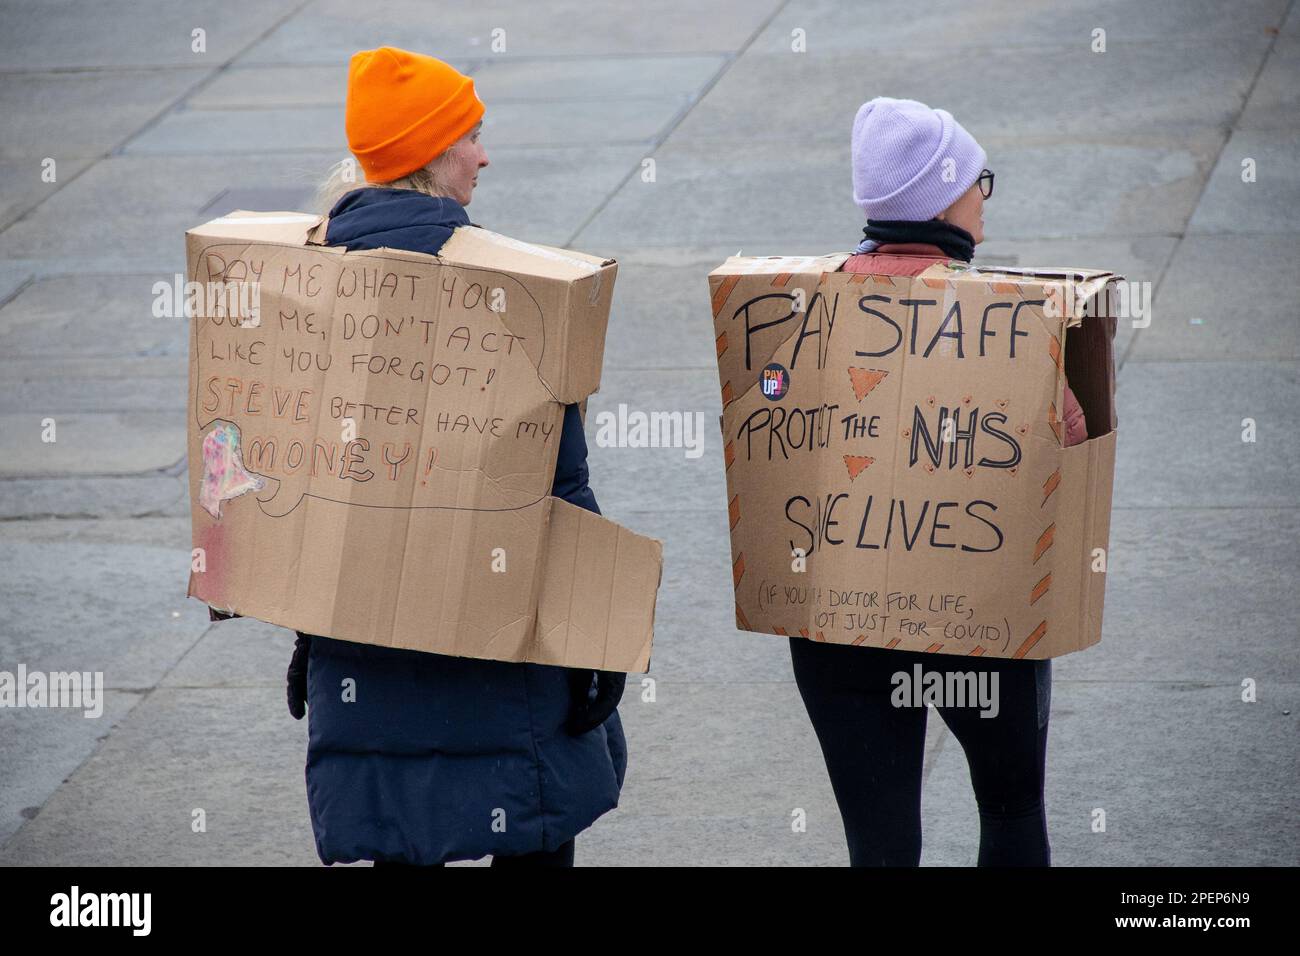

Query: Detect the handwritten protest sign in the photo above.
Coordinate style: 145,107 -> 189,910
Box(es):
185,211 -> 662,672
710,255 -> 1119,659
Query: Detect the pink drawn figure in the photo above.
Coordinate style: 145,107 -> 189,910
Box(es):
199,421 -> 265,519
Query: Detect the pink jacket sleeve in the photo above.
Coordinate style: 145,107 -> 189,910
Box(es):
1062,383 -> 1088,446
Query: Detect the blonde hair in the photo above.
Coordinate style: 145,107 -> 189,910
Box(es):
312,151 -> 455,216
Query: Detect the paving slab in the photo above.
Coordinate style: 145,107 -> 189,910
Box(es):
1238,38 -> 1300,130
1129,235 -> 1300,361
0,68 -> 208,160
186,65 -> 348,109
0,692 -> 143,850
928,681 -> 1300,866
617,506 -> 791,684
598,246 -> 731,371
0,0 -> 304,70
161,616 -> 300,689
0,274 -> 189,359
470,53 -> 725,101
1188,130 -> 1300,235
125,106 -> 346,155
0,515 -> 190,548
0,474 -> 186,520
670,42 -> 1268,145
466,145 -> 648,246
585,369 -> 726,515
747,0 -> 1290,52
0,532 -> 207,681
0,157 -> 97,234
0,356 -> 184,421
0,411 -> 185,476
0,687 -> 315,866
1111,361 -> 1298,508
235,0 -> 783,64
0,151 -> 343,270
1066,506 -> 1300,683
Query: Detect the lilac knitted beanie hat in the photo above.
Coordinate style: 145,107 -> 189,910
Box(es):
851,97 -> 986,225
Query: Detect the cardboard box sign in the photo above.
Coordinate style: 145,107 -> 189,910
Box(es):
709,255 -> 1121,660
185,210 -> 663,672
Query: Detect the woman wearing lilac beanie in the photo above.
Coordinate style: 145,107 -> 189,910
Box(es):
789,98 -> 1083,867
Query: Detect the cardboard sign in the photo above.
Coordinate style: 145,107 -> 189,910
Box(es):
710,255 -> 1120,659
185,210 -> 662,672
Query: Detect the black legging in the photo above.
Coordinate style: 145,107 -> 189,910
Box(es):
372,840 -> 576,868
789,638 -> 1051,867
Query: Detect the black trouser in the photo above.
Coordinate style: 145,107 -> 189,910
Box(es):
789,638 -> 1052,867
372,840 -> 576,868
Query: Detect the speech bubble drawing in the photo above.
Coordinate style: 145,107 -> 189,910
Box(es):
191,243 -> 562,520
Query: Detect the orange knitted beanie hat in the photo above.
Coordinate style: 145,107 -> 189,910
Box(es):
345,47 -> 484,182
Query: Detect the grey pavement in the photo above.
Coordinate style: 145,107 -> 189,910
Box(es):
0,0 -> 1296,866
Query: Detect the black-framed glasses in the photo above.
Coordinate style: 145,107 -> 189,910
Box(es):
977,168 -> 994,199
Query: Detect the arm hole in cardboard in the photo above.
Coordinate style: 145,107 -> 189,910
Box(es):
1063,285 -> 1119,441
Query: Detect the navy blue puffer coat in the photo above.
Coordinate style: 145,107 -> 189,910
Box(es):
303,186 -> 627,865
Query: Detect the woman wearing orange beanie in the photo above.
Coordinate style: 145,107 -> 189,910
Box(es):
289,47 -> 628,868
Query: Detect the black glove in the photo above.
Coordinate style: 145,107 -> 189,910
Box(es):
565,668 -> 626,736
287,632 -> 312,720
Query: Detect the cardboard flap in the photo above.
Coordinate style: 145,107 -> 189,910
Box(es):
186,210 -> 326,247
534,499 -> 663,671
710,253 -> 850,276
440,226 -> 615,277
440,227 -> 617,403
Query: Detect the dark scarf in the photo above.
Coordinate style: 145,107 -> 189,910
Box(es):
857,218 -> 975,262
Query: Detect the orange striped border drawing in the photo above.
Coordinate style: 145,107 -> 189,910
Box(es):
967,646 -> 987,657
735,604 -> 750,630
1047,401 -> 1063,445
724,440 -> 735,470
720,380 -> 734,407
1033,524 -> 1055,563
728,494 -> 741,531
771,272 -> 793,288
1012,621 -> 1048,658
1030,572 -> 1052,606
715,330 -> 728,359
1047,333 -> 1063,370
732,552 -> 745,588
1042,467 -> 1061,505
851,634 -> 869,646
924,642 -> 945,653
711,275 -> 740,317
